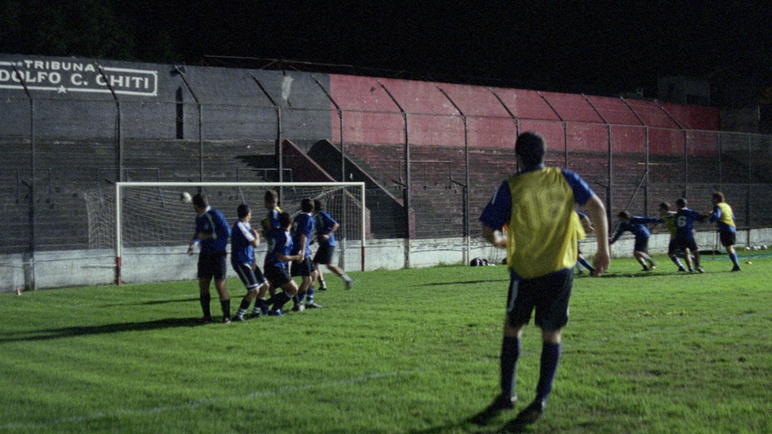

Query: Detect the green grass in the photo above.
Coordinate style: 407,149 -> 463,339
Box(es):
1,251 -> 770,433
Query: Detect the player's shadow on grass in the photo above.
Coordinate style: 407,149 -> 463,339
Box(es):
594,271 -> 695,279
407,413 -> 530,434
0,317 -> 201,344
102,297 -> 199,307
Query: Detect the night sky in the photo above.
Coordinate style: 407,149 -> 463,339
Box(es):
4,1 -> 770,100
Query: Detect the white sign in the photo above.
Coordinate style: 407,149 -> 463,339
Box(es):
0,59 -> 158,97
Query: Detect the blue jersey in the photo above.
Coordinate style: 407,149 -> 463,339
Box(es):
230,220 -> 256,266
674,208 -> 706,241
291,212 -> 314,258
264,228 -> 293,270
610,216 -> 662,244
193,207 -> 230,254
314,211 -> 338,247
261,206 -> 282,236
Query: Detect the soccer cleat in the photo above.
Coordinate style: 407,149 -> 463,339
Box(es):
267,309 -> 283,317
346,279 -> 354,290
468,394 -> 517,426
319,284 -> 328,291
677,267 -> 686,272
198,316 -> 212,324
292,303 -> 305,312
512,399 -> 546,425
248,312 -> 262,319
650,264 -> 657,270
642,266 -> 650,272
232,314 -> 245,322
305,301 -> 322,309
222,316 -> 231,324
731,266 -> 742,272
696,266 -> 704,273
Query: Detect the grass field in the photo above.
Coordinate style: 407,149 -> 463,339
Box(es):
1,251 -> 770,433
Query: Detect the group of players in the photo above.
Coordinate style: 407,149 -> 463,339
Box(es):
604,192 -> 742,274
187,189 -> 354,324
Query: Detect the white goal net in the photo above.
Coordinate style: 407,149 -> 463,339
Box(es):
85,182 -> 367,285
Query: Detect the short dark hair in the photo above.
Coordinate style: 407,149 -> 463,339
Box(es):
515,131 -> 546,168
279,211 -> 292,228
264,189 -> 278,204
712,192 -> 725,202
659,202 -> 671,211
301,198 -> 314,213
617,211 -> 631,220
676,198 -> 687,208
192,193 -> 208,209
313,199 -> 324,212
237,203 -> 250,219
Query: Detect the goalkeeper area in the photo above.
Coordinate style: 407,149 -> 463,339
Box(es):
84,182 -> 366,286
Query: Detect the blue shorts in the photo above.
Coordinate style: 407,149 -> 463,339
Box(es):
506,268 -> 573,332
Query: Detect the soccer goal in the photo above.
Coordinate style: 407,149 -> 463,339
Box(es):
112,182 -> 367,286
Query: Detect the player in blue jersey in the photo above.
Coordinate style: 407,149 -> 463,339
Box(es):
475,132 -> 610,426
263,212 -> 303,316
708,192 -> 742,271
674,198 -> 708,273
261,189 -> 282,298
230,204 -> 270,321
313,199 -> 354,290
609,211 -> 662,272
658,202 -> 688,271
261,189 -> 282,237
290,198 -> 320,310
187,193 -> 232,324
575,211 -> 596,275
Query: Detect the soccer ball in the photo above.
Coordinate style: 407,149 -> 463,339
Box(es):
180,191 -> 192,204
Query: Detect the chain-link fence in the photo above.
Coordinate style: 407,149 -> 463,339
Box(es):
1,59 -> 771,287
2,100 -> 771,254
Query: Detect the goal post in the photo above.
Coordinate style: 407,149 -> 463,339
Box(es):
114,181 -> 367,286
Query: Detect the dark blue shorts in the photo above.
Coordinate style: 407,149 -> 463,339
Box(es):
674,237 -> 698,253
198,251 -> 227,281
291,256 -> 315,277
634,237 -> 649,253
719,231 -> 736,247
232,262 -> 267,291
313,244 -> 335,265
265,264 -> 292,288
506,268 -> 573,332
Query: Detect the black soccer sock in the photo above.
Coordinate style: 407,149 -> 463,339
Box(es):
237,299 -> 250,316
271,292 -> 291,311
220,298 -> 230,319
200,293 -> 211,318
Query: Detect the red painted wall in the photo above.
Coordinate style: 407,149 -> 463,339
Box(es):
329,74 -> 721,155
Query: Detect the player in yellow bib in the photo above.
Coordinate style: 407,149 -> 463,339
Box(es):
708,192 -> 741,271
475,132 -> 610,426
